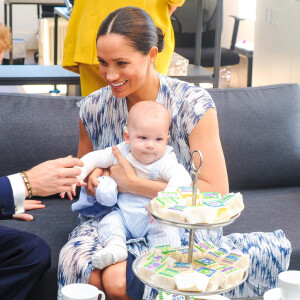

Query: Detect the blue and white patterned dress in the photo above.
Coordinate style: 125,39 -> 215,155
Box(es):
57,73 -> 291,299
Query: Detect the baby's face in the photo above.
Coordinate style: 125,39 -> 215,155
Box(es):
125,116 -> 170,164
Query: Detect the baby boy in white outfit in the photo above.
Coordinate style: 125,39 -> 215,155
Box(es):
65,101 -> 192,269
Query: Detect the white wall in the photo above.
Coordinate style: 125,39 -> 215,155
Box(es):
0,0 -> 39,49
222,0 -> 255,48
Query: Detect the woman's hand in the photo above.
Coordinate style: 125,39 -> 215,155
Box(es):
169,5 -> 177,16
13,200 -> 45,221
109,146 -> 138,193
85,168 -> 110,196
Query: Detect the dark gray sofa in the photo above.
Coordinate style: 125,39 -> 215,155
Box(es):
0,83 -> 299,299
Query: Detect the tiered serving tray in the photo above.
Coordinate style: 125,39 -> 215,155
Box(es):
133,252 -> 248,298
132,150 -> 248,299
145,202 -> 241,230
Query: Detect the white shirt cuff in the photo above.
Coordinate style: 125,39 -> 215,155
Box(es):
7,173 -> 25,214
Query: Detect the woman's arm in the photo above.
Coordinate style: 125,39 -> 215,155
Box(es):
189,108 -> 229,195
78,118 -> 94,158
110,146 -> 167,199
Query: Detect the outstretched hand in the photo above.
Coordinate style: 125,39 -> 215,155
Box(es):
13,200 -> 45,221
110,146 -> 137,193
26,155 -> 84,197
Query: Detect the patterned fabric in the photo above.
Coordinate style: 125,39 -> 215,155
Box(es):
79,73 -> 214,174
57,73 -> 291,299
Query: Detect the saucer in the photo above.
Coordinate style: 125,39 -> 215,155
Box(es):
199,296 -> 230,300
195,295 -> 230,300
263,287 -> 282,300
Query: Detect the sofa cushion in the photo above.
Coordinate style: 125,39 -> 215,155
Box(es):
208,84 -> 300,190
0,93 -> 81,177
223,186 -> 300,271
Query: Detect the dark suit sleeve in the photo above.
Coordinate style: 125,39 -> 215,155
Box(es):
0,176 -> 15,219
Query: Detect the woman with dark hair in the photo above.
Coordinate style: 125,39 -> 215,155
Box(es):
62,0 -> 185,96
58,7 -> 291,300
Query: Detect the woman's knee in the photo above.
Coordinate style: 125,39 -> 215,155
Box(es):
89,268 -> 104,291
102,262 -> 127,299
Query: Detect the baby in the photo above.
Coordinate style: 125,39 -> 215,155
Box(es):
68,101 -> 192,269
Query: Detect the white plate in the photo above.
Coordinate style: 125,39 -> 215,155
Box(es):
156,292 -> 230,300
134,252 -> 248,297
263,287 -> 282,300
146,202 -> 240,229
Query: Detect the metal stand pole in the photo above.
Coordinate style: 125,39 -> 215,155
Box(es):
187,150 -> 203,263
186,150 -> 203,300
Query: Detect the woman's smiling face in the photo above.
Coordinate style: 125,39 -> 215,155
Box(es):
97,33 -> 153,99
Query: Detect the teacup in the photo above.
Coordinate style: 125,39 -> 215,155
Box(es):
61,283 -> 105,300
278,270 -> 300,300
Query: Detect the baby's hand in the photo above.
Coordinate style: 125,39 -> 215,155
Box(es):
77,177 -> 87,187
60,177 -> 87,200
60,183 -> 76,200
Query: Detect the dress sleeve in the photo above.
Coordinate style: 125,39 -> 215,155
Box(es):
181,86 -> 216,136
167,0 -> 185,7
77,89 -> 105,150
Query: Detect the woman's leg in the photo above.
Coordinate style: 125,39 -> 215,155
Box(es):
102,261 -> 133,300
57,218 -> 104,299
58,217 -> 148,300
88,269 -> 104,291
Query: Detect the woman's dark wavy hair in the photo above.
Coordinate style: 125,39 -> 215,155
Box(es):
96,6 -> 164,55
